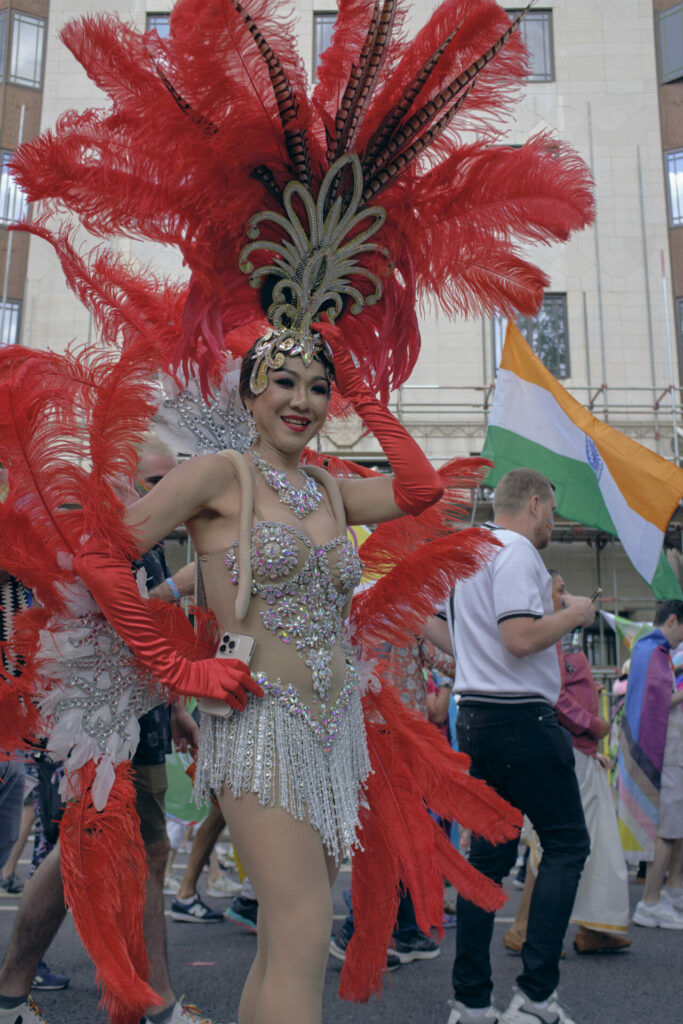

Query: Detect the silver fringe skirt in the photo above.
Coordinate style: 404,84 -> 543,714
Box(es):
194,661 -> 370,863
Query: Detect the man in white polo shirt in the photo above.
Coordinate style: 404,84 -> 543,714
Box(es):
434,468 -> 596,1024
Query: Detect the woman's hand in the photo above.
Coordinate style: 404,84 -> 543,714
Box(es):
174,656 -> 263,709
73,538 -> 263,708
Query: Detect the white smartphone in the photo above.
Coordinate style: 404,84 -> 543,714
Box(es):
197,631 -> 256,719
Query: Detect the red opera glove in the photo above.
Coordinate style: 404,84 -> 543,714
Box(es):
317,320 -> 444,514
73,540 -> 263,710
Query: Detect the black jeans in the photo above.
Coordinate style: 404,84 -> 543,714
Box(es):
453,701 -> 590,1007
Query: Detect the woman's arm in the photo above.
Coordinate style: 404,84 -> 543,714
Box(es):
124,453 -> 237,552
70,451 -> 262,706
336,474 -> 405,525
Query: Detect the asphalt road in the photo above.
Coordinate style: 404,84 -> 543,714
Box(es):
1,856 -> 681,1024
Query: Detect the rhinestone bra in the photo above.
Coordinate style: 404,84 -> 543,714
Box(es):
223,521 -> 362,703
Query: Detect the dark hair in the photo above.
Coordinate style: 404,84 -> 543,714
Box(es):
654,599 -> 683,626
238,336 -> 335,403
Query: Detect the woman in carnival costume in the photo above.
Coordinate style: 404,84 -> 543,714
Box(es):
0,1 -> 596,1022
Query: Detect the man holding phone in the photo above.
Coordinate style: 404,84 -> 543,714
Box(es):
427,468 -> 597,1024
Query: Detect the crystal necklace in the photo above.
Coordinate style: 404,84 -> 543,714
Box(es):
250,450 -> 322,519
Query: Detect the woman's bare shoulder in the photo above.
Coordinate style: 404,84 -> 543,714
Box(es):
178,452 -> 240,484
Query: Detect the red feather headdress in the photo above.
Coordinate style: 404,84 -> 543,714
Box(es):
10,0 -> 594,397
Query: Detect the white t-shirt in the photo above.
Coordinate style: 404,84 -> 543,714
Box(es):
447,524 -> 560,704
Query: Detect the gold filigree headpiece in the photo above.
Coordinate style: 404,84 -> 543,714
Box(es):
239,153 -> 388,394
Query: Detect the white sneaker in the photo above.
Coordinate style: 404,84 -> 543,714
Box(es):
163,875 -> 181,894
661,887 -> 683,912
141,999 -> 229,1024
206,874 -> 243,898
447,999 -> 499,1023
502,987 -> 576,1024
0,996 -> 48,1024
632,899 -> 683,929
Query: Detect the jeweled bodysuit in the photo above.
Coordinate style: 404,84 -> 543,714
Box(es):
194,452 -> 370,862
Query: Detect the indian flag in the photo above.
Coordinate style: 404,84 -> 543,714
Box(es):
482,322 -> 683,598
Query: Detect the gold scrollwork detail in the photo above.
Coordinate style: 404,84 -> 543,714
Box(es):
241,154 -> 388,392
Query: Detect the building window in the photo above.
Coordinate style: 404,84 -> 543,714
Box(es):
0,152 -> 28,225
493,293 -> 570,378
676,297 -> 683,355
0,12 -> 7,81
506,9 -> 554,83
313,13 -> 336,79
8,13 -> 46,89
666,149 -> 683,226
659,3 -> 683,84
0,300 -> 21,346
147,14 -> 171,38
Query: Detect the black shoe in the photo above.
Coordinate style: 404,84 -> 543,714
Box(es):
389,931 -> 440,963
329,929 -> 400,971
0,873 -> 23,896
224,894 -> 258,932
329,929 -> 351,961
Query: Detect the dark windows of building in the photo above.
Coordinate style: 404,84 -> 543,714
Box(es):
658,2 -> 683,84
0,300 -> 21,346
493,293 -> 570,378
666,149 -> 683,227
313,12 -> 336,79
8,13 -> 46,89
147,14 -> 171,37
0,151 -> 28,224
676,297 -> 683,356
505,9 -> 554,83
0,11 -> 7,80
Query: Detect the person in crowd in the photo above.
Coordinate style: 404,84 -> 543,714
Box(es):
618,600 -> 683,929
427,468 -> 597,1024
330,885 -> 438,969
504,570 -> 630,956
72,333 -> 447,1024
170,803 -> 242,922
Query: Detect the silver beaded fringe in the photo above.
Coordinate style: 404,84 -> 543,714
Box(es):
194,668 -> 371,864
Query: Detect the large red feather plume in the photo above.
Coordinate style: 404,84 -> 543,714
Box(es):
60,762 -> 160,1024
341,682 -> 522,1000
350,527 -> 498,648
9,0 -> 594,394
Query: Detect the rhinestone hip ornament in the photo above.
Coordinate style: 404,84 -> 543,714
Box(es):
250,451 -> 322,519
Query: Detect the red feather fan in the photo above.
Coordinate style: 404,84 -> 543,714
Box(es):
60,762 -> 160,1024
357,455 -> 492,578
0,607 -> 49,756
0,337 -> 201,1020
342,683 -> 522,1000
350,527 -> 498,648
